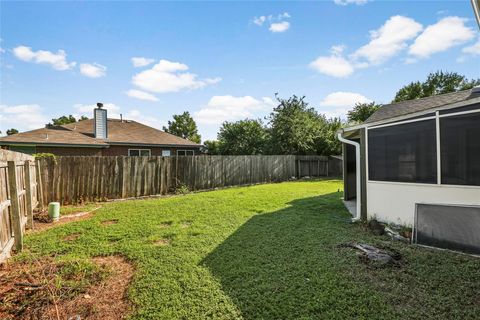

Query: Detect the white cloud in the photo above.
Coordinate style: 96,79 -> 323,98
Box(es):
73,103 -> 164,129
194,95 -> 275,125
126,89 -> 159,102
320,91 -> 372,107
131,57 -> 155,67
253,12 -> 291,33
319,91 -> 372,119
409,16 -> 474,58
334,0 -> 369,5
253,16 -> 268,26
79,63 -> 106,78
353,15 -> 423,65
131,59 -> 221,93
462,39 -> 480,55
123,109 -> 165,129
73,103 -> 121,118
269,21 -> 290,33
12,45 -> 76,70
0,104 -> 49,132
309,45 -> 355,78
457,38 -> 480,62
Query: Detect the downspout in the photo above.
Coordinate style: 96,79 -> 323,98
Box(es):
337,130 -> 361,221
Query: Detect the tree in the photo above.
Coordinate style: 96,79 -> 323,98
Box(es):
163,111 -> 201,143
347,102 -> 381,123
316,117 -> 343,156
217,119 -> 269,155
393,71 -> 480,103
6,128 -> 19,135
268,95 -> 327,155
46,115 -> 88,128
203,140 -> 221,155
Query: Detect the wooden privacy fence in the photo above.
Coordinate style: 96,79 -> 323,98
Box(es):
0,150 -> 42,263
296,155 -> 342,178
37,155 -> 342,205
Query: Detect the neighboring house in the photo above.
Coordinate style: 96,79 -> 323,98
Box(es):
0,104 -> 202,156
338,88 -> 480,253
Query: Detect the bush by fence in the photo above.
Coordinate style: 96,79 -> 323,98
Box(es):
37,155 -> 341,205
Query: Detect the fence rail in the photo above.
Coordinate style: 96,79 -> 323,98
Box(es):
1,150 -> 41,263
37,155 -> 341,205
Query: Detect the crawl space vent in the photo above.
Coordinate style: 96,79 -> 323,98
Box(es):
414,203 -> 480,255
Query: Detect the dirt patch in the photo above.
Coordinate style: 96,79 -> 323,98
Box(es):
31,206 -> 101,233
63,233 -> 81,242
153,239 -> 171,246
180,221 -> 192,228
101,219 -> 119,226
159,221 -> 173,228
0,255 -> 134,320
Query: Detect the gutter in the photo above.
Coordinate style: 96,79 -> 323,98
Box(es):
472,0 -> 480,28
337,130 -> 361,221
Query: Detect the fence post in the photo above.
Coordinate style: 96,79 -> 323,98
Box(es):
120,157 -> 127,198
24,160 -> 34,230
35,160 -> 45,210
7,161 -> 23,251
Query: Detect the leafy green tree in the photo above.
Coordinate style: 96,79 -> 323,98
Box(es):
202,140 -> 221,155
6,128 -> 19,135
347,102 -> 381,123
393,71 -> 480,102
316,117 -> 343,156
217,119 -> 269,155
163,111 -> 201,143
46,115 -> 88,128
267,95 -> 326,155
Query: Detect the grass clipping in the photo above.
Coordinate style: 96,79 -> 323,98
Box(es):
0,255 -> 134,319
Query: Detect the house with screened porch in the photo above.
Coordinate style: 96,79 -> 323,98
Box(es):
338,88 -> 480,254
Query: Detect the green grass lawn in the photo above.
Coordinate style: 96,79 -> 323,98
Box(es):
21,179 -> 480,319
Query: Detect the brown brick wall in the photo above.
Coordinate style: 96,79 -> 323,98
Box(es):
102,145 -> 200,156
33,145 -> 200,156
36,146 -> 103,156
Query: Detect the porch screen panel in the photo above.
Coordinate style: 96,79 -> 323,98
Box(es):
440,112 -> 480,186
368,120 -> 437,183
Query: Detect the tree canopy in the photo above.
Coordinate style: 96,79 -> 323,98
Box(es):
46,115 -> 88,128
202,140 -> 221,155
268,95 -> 329,155
6,128 -> 19,135
217,119 -> 269,155
347,102 -> 381,123
208,95 -> 343,156
163,111 -> 201,144
393,71 -> 480,103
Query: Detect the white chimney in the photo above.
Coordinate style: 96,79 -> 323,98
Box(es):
94,102 -> 108,139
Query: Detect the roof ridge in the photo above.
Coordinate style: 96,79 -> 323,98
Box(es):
381,88 -> 472,108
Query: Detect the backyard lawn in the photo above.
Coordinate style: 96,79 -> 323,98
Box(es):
4,179 -> 480,319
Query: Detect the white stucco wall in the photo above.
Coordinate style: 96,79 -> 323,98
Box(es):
367,181 -> 480,226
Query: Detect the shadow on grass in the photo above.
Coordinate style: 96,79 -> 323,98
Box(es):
201,192 -> 391,320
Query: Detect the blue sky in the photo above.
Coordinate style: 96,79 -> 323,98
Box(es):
1,0 -> 479,140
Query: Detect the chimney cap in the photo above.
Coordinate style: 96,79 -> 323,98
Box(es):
96,102 -> 103,109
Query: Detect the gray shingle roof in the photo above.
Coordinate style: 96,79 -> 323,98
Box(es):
364,89 -> 473,124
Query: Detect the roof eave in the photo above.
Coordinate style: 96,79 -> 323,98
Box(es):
362,96 -> 480,128
0,141 -> 108,148
106,142 -> 202,148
